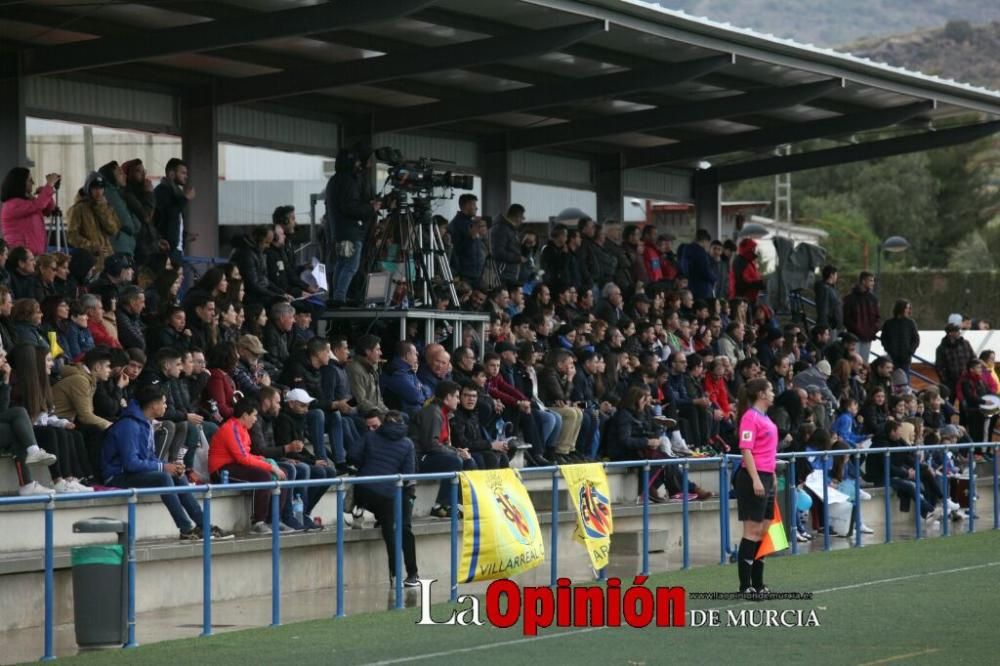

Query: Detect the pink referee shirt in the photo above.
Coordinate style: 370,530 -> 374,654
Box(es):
738,408 -> 778,473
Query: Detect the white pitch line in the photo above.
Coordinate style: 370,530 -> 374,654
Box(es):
361,561 -> 1000,666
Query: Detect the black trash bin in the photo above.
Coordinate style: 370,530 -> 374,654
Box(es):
71,518 -> 127,648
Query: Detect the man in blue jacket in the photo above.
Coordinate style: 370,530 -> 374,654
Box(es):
382,341 -> 433,415
679,229 -> 718,300
102,384 -> 229,541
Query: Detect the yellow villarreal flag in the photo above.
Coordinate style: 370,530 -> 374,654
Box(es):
755,498 -> 789,559
459,468 -> 544,582
47,332 -> 64,359
560,463 -> 614,570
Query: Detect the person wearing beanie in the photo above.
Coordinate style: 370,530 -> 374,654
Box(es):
66,172 -> 120,273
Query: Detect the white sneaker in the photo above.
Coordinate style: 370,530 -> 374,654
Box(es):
250,521 -> 272,535
860,523 -> 875,534
946,499 -> 962,513
53,479 -> 71,493
18,481 -> 51,496
66,479 -> 93,493
25,449 -> 57,466
859,489 -> 872,501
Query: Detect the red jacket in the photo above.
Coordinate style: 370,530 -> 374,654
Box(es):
703,373 -> 732,417
87,318 -> 122,349
485,374 -> 527,408
733,239 -> 764,304
204,368 -> 236,419
641,241 -> 663,283
1,185 -> 55,256
842,286 -> 880,342
208,417 -> 272,474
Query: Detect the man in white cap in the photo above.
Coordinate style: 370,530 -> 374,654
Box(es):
947,313 -> 963,328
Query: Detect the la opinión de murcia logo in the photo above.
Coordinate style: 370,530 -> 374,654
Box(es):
416,579 -> 822,632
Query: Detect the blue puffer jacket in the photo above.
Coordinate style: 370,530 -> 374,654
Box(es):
101,400 -> 160,484
382,357 -> 433,415
355,421 -> 415,498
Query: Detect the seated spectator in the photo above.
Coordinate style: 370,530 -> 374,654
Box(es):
7,246 -> 40,301
290,303 -> 315,345
353,410 -> 420,586
254,386 -> 330,530
90,254 -> 133,296
347,334 -> 388,417
137,347 -> 196,465
35,253 -> 58,303
93,348 -> 130,423
860,387 -> 889,437
483,351 -> 550,466
40,295 -> 72,363
417,344 -> 452,393
217,301 -> 242,345
232,334 -> 270,398
80,293 -> 122,350
538,348 -> 584,463
103,384 -> 229,540
11,298 -> 49,351
232,225 -> 289,307
185,293 -> 218,353
148,305 -> 190,356
452,381 -> 510,469
52,346 -> 114,473
2,345 -> 62,495
116,286 -> 146,351
865,420 -> 944,523
410,380 -> 476,518
263,301 -> 295,373
204,342 -> 239,420
382,340 -> 433,416
209,396 -> 290,534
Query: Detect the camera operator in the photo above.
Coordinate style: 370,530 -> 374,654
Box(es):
325,143 -> 380,307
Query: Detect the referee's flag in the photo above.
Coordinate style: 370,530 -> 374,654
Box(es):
755,499 -> 789,559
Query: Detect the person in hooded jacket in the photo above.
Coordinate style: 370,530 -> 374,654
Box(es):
232,225 -> 289,307
66,172 -> 120,273
325,143 -> 380,305
732,238 -> 765,304
382,340 -> 433,415
354,411 -> 420,586
121,159 -> 164,265
103,385 -> 230,540
98,161 -> 141,257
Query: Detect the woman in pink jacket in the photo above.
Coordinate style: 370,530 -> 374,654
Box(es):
0,168 -> 60,256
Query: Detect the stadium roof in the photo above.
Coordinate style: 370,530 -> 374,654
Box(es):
4,0 -> 1000,178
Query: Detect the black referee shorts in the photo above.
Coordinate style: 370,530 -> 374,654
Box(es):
734,468 -> 776,522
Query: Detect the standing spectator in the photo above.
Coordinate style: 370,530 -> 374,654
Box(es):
98,161 -> 141,257
621,225 -> 648,287
711,240 -> 731,299
576,217 -> 601,294
842,271 -> 879,362
683,229 -> 718,300
1,168 -> 59,257
209,397 -> 290,534
325,143 -> 379,306
489,204 -> 526,287
935,323 -> 976,400
121,159 -> 162,264
881,299 -> 919,378
448,194 -> 485,288
732,238 -> 765,305
639,226 -> 664,284
67,172 -> 120,272
154,158 -> 193,265
814,265 -> 843,333
354,410 -> 420,586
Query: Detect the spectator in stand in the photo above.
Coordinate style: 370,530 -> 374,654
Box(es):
539,225 -> 573,288
711,240 -> 730,299
263,301 -> 295,373
732,238 -> 765,305
957,358 -> 990,443
12,298 -> 49,352
233,225 -> 290,307
841,271 -> 879,362
867,356 -> 895,397
120,159 -> 160,263
353,410 -> 420,586
3,345 -> 63,496
576,217 -> 601,293
63,300 -> 93,362
813,265 -> 843,333
204,342 -> 239,421
147,268 -> 182,324
216,301 -> 242,345
154,158 -> 193,264
96,161 -> 140,257
382,340 -> 433,416
0,286 -> 14,352
7,246 -> 40,301
881,299 -> 919,379
490,204 -> 527,288
935,323 -> 976,401
417,345 -> 452,394
865,420 -> 942,523
136,347 -> 195,464
52,347 -> 115,473
186,293 -> 217,353
148,305 -> 190,356
684,229 -> 718,300
116,286 -> 146,352
410,380 -> 475,518
637,226 -> 664,285
452,382 -> 510,469
448,194 -> 486,288
66,172 -> 119,272
267,209 -> 315,300
232,334 -> 270,398
538,348 -> 585,463
103,384 -> 229,540
483,350 -> 550,466
594,283 -> 627,329
859,387 -> 889,437
1,168 -> 60,256
209,396 -> 290,534
347,334 -> 388,417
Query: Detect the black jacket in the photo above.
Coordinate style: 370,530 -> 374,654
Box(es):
607,408 -> 653,461
9,270 -> 40,302
489,216 -> 522,285
325,162 -> 376,244
136,368 -> 187,422
410,402 -> 450,457
356,421 -> 415,498
280,355 -> 328,407
451,407 -> 491,453
153,180 -> 187,251
813,279 -> 843,332
116,308 -> 146,351
265,244 -> 308,297
263,322 -> 293,372
880,317 -> 919,369
577,236 -> 601,290
231,234 -> 284,305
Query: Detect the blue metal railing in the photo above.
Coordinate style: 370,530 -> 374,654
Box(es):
4,444 -> 997,661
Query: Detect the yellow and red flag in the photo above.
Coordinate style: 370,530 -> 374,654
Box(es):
560,463 -> 614,570
755,498 -> 789,559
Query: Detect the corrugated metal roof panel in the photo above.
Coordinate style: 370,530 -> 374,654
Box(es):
24,77 -> 178,133
218,106 -> 338,155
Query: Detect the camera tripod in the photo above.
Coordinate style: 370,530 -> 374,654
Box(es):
366,198 -> 459,308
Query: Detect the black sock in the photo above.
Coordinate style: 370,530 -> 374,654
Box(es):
751,552 -> 764,589
738,538 -> 756,590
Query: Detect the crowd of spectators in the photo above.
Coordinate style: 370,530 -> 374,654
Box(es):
0,159 -> 990,561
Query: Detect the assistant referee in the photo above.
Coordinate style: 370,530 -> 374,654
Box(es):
733,378 -> 778,595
